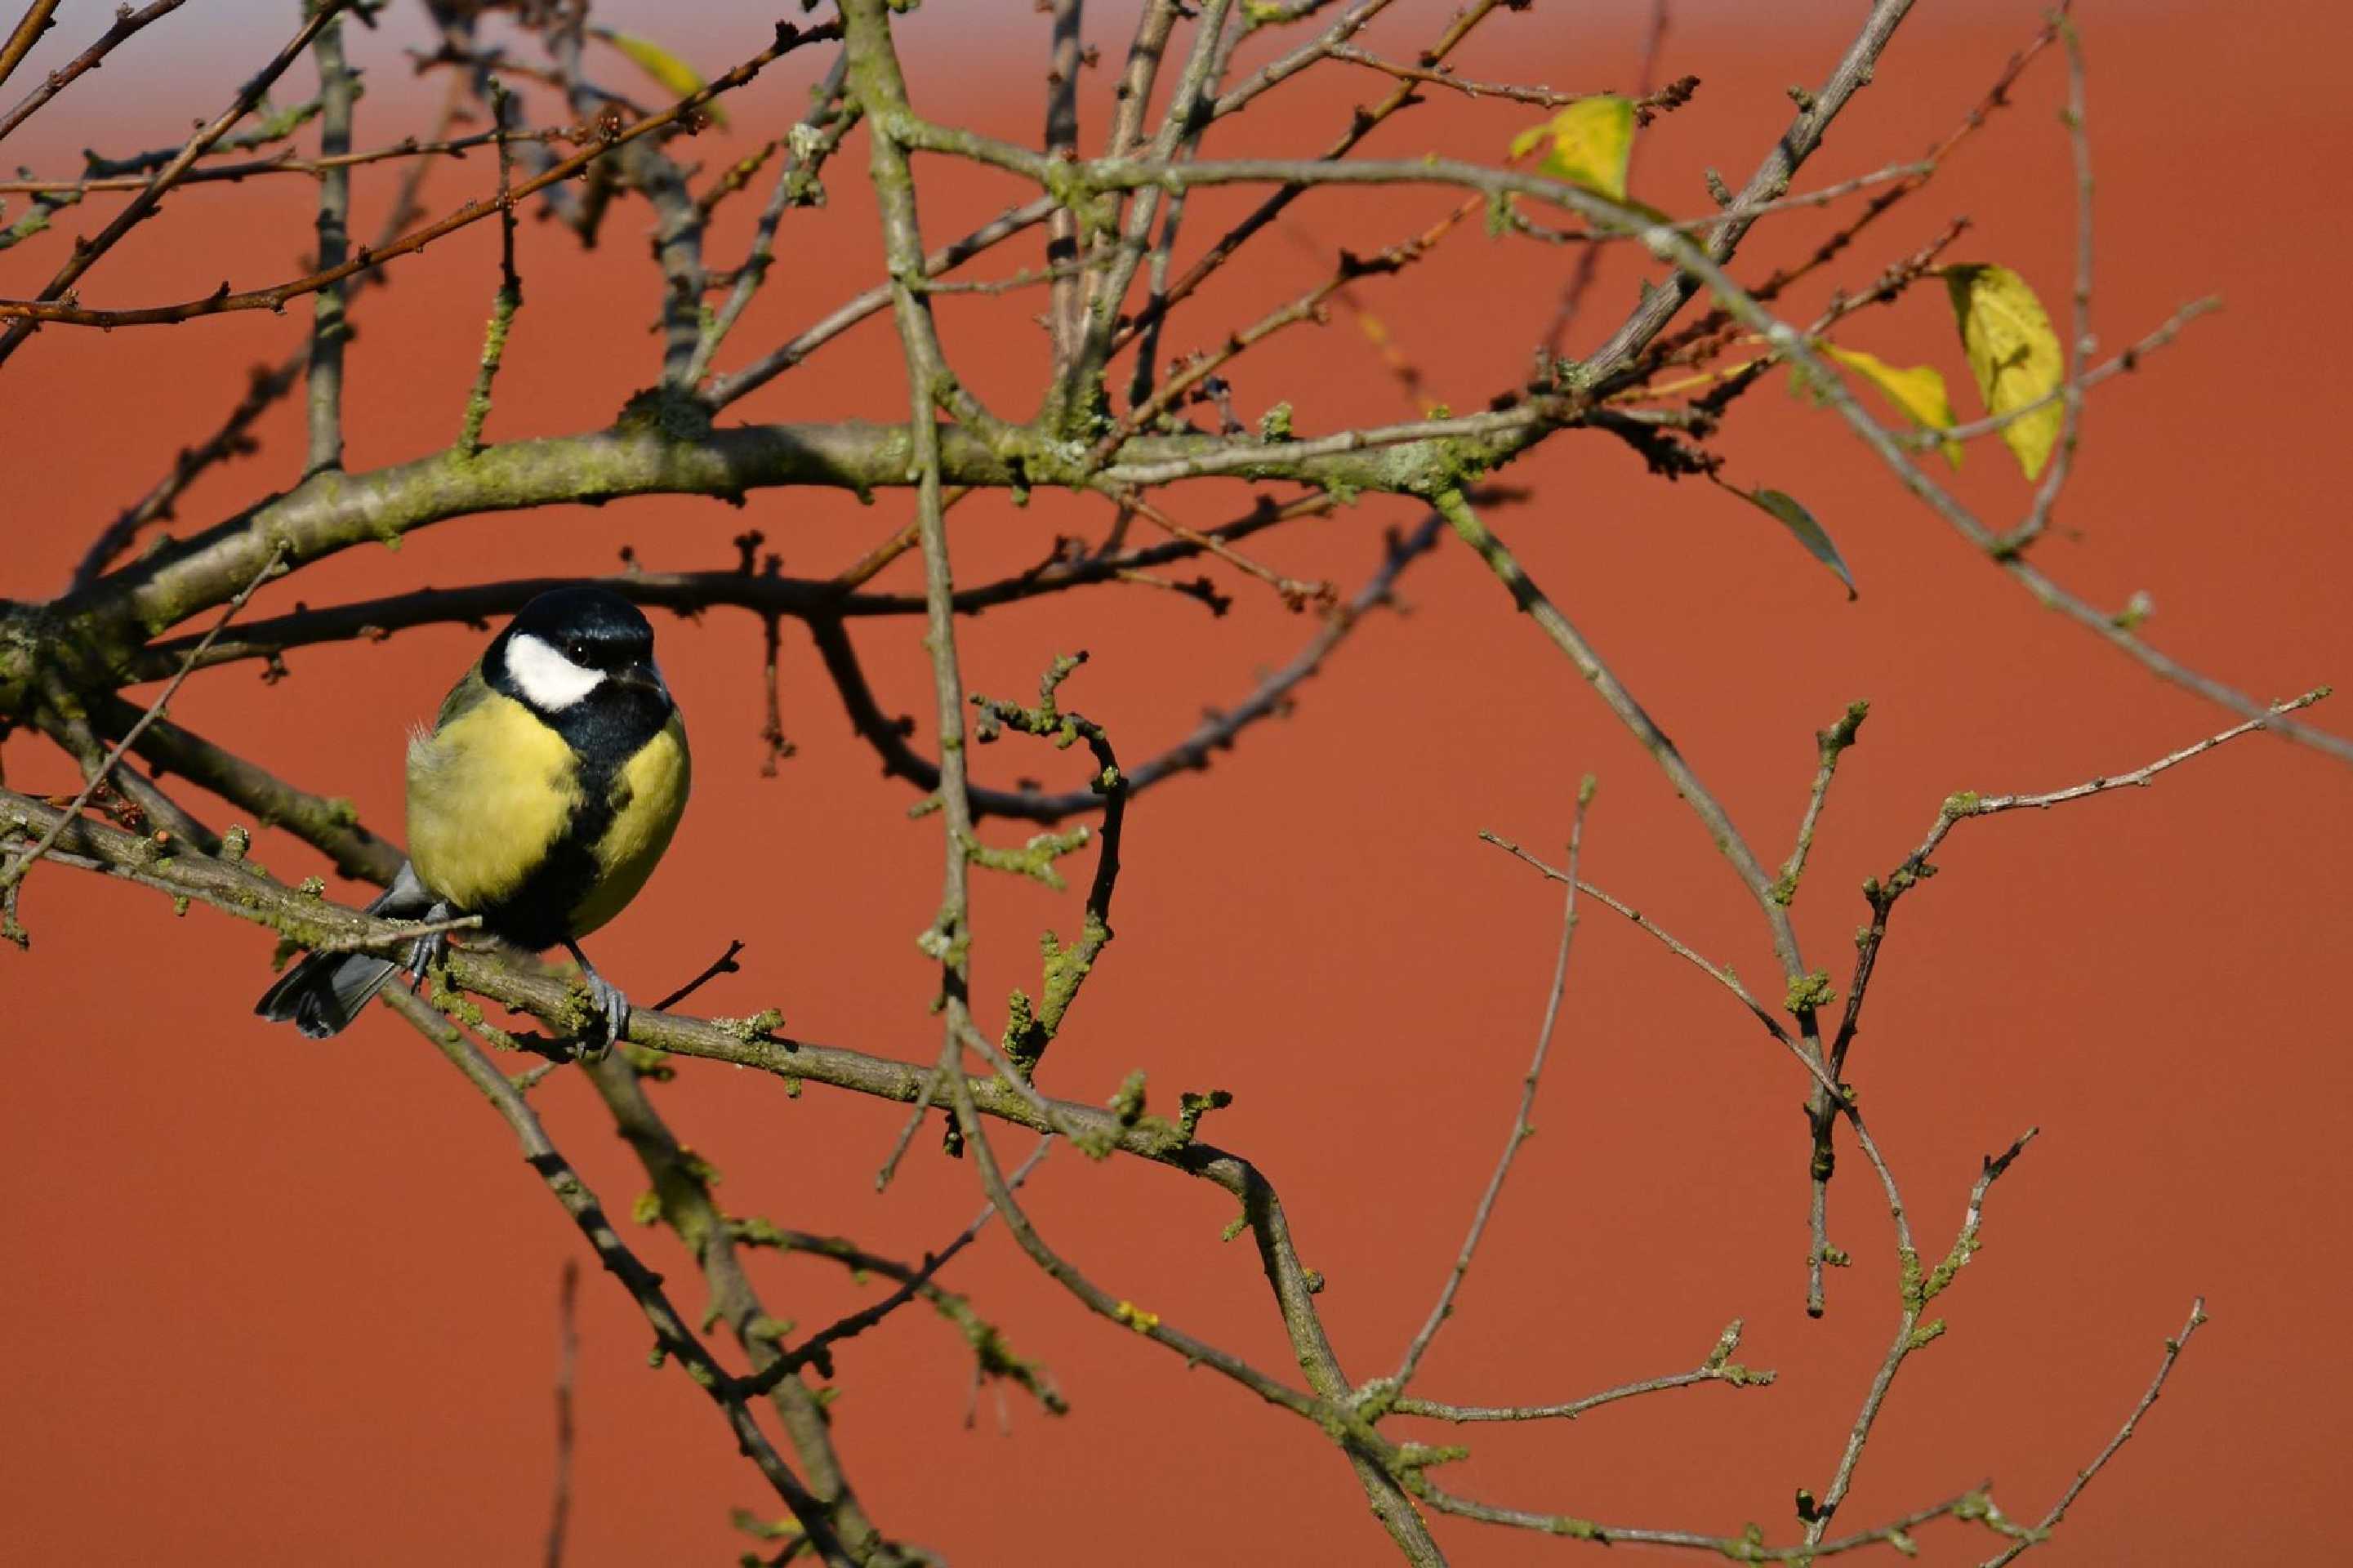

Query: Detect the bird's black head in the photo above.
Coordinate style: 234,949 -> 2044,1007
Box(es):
510,586 -> 654,673
488,586 -> 669,720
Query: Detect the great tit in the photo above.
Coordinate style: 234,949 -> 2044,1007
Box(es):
256,586 -> 691,1042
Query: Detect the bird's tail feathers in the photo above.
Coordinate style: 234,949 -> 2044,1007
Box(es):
255,951 -> 402,1039
254,864 -> 435,1039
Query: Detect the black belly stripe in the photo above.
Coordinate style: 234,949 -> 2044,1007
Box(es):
477,666 -> 671,951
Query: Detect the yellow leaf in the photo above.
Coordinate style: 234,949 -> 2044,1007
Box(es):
1944,264 -> 2064,479
1824,345 -> 1962,469
1510,96 -> 1634,202
596,28 -> 729,128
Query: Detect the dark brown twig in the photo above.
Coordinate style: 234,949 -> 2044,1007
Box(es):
0,0 -> 354,365
0,0 -> 189,145
0,0 -> 60,99
542,1259 -> 579,1568
0,21 -> 834,330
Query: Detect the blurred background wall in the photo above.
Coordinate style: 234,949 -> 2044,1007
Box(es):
2,3 -> 2345,1562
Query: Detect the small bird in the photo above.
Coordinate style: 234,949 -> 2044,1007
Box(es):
257,586 -> 691,1043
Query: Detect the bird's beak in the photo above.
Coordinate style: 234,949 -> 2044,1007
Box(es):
613,664 -> 668,697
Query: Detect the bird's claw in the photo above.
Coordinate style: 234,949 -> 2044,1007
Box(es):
403,911 -> 453,993
573,972 -> 627,1062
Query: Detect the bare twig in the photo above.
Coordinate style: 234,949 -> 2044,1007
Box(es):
1776,701 -> 1869,907
1043,0 -> 1085,375
1999,16 -> 2094,550
1538,0 -> 1669,357
0,0 -> 189,145
650,939 -> 746,1012
746,1140 -> 1049,1396
457,79 -> 523,457
1800,1129 -> 2036,1545
708,197 -> 1054,408
0,0 -> 60,99
1391,779 -> 1593,1391
304,15 -> 356,476
0,0 -> 354,368
1978,1298 -> 2209,1567
0,123 -> 583,194
688,57 -> 853,386
726,1215 -> 1063,1415
1393,1317 -> 1773,1421
543,1258 -> 579,1568
379,987 -> 854,1562
71,72 -> 472,588
1326,46 -> 1589,109
807,509 -> 1441,822
0,21 -> 829,332
2,543 -> 284,894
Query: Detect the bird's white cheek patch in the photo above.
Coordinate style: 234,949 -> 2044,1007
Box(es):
507,632 -> 604,709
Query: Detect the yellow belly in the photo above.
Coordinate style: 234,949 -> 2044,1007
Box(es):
567,713 -> 691,938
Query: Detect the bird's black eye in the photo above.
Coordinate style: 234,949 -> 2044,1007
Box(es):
565,639 -> 589,664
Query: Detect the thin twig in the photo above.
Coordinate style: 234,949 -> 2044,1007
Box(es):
746,1140 -> 1050,1396
457,79 -> 523,457
707,197 -> 1054,408
1539,0 -> 1668,357
0,0 -> 189,145
0,21 -> 828,332
310,910 -> 484,956
687,57 -> 853,386
0,0 -> 354,368
848,0 -> 988,1196
0,124 -> 582,194
379,987 -> 852,1560
1326,46 -> 1589,109
1109,0 -> 1500,363
71,72 -> 472,588
1978,1298 -> 2208,1567
807,508 -> 1441,823
0,0 -> 60,99
2,543 -> 285,893
727,1215 -> 1063,1416
1799,1129 -> 2034,1544
304,14 -> 356,476
543,1258 -> 579,1568
1479,835 -> 1850,1102
1392,1317 -> 1772,1421
1391,782 -> 1593,1390
1043,0 -> 1085,376
2000,16 -> 2094,550
1776,702 -> 1869,907
650,939 -> 746,1012
1842,684 -> 2334,1064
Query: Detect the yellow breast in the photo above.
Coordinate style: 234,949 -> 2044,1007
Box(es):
406,691 -> 581,912
567,712 -> 692,938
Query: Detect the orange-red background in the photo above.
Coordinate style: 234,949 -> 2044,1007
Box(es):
4,3 -> 2346,1563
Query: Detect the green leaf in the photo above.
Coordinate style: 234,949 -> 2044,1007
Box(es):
595,28 -> 729,127
1509,96 -> 1635,202
1944,264 -> 2064,479
1740,488 -> 1856,599
1824,344 -> 1962,469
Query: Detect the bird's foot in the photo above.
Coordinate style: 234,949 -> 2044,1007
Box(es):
561,939 -> 626,1062
575,972 -> 627,1062
403,905 -> 457,992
